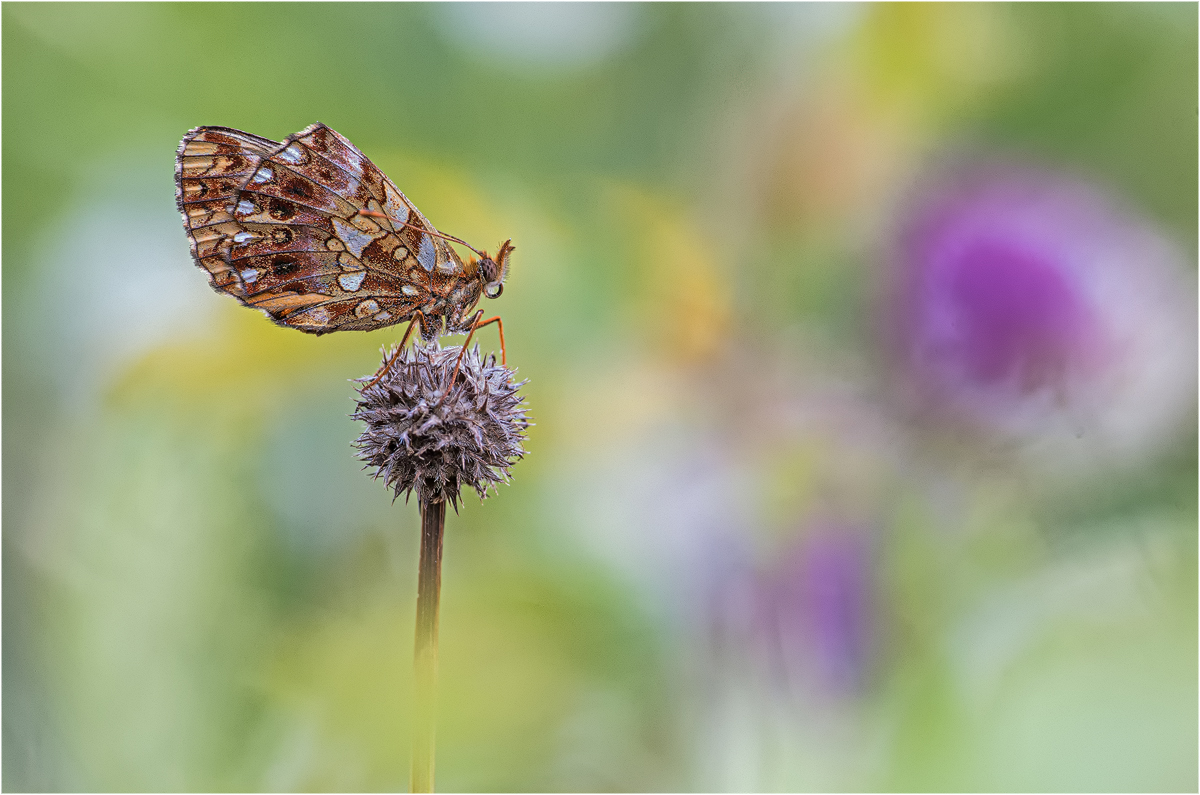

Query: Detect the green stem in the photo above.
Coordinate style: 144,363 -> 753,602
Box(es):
411,498 -> 445,793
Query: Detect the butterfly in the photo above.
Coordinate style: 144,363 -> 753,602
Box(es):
175,122 -> 512,369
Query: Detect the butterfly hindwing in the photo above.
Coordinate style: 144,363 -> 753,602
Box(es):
177,127 -> 278,292
176,123 -> 438,334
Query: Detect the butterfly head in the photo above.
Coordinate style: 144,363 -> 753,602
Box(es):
478,239 -> 514,299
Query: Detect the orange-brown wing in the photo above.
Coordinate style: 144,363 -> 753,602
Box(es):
176,123 -> 440,334
298,124 -> 470,277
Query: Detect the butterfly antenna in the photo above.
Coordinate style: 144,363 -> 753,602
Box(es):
359,211 -> 486,259
408,224 -> 487,260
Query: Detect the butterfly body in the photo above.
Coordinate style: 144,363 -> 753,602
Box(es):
175,123 -> 511,340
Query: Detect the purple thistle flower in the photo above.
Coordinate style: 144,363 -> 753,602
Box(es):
887,163 -> 1196,466
758,523 -> 876,698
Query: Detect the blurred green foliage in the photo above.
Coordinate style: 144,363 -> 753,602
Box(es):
4,3 -> 1195,792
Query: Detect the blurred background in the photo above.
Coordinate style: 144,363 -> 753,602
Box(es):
3,3 -> 1196,791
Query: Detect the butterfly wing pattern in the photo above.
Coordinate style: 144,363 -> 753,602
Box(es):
176,123 -> 469,335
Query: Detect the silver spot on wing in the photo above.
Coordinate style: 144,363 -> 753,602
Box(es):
354,299 -> 380,318
337,272 -> 366,292
278,144 -> 305,164
332,216 -> 375,259
384,184 -> 410,227
417,234 -> 436,272
289,306 -> 330,326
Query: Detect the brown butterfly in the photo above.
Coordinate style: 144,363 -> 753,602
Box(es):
175,122 -> 512,374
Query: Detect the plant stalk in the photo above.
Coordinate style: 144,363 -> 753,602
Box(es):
411,498 -> 445,793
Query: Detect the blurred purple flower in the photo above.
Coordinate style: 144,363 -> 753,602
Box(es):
759,524 -> 876,697
889,163 -> 1196,466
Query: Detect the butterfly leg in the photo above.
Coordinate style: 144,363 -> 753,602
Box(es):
469,315 -> 505,365
366,311 -> 427,388
438,312 -> 506,403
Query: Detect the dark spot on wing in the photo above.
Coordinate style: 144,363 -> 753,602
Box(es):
284,178 -> 311,200
269,198 -> 296,221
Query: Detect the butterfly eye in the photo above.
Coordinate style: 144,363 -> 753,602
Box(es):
484,282 -> 503,299
478,257 -> 498,283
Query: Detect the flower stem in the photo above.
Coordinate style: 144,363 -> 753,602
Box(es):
411,498 -> 445,793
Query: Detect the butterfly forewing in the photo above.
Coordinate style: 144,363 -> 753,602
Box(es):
291,125 -> 466,277
176,123 -> 450,335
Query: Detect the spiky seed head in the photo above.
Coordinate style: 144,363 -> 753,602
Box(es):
353,341 -> 530,508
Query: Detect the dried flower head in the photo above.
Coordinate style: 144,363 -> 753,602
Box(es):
353,341 -> 530,508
